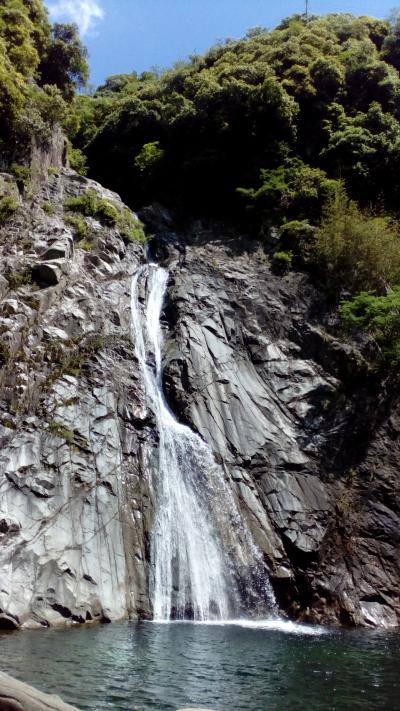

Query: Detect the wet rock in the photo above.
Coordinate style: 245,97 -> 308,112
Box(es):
0,671 -> 80,710
163,226 -> 400,627
359,602 -> 398,628
0,611 -> 20,630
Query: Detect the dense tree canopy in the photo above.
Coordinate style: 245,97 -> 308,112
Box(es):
0,0 -> 88,155
68,13 -> 400,217
3,7 -> 400,363
66,12 -> 400,363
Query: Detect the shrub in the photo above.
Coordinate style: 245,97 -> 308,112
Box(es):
67,145 -> 88,176
95,199 -> 119,226
279,220 -> 315,259
64,189 -> 118,225
64,189 -> 147,242
42,201 -> 55,215
65,213 -> 89,240
238,160 -> 341,225
64,188 -> 98,216
341,288 -> 400,363
311,186 -> 400,294
10,163 -> 31,187
117,210 -> 147,243
0,195 -> 18,224
134,141 -> 165,173
272,250 -> 293,274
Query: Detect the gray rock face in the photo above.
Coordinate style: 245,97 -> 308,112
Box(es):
0,160 -> 398,631
0,168 -> 155,628
161,228 -> 400,628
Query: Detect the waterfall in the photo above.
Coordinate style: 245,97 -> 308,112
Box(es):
131,263 -> 274,622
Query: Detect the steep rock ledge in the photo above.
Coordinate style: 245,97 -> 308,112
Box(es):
0,168 -> 155,629
1,169 -> 398,630
159,224 -> 400,628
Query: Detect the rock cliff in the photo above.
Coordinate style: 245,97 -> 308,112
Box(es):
0,158 -> 398,629
0,153 -> 155,628
157,220 -> 400,629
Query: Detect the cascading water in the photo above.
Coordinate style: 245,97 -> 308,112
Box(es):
131,263 -> 274,622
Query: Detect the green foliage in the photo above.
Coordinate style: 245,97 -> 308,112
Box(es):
67,144 -> 88,175
64,189 -> 147,242
279,220 -> 315,259
117,210 -> 147,243
272,250 -> 293,274
341,288 -> 400,363
95,199 -> 119,226
58,335 -> 106,375
69,12 -> 400,218
134,141 -> 165,173
65,213 -> 89,240
38,23 -> 89,100
41,201 -> 55,215
238,160 -> 339,225
311,186 -> 400,294
64,189 -> 117,224
48,419 -> 75,443
64,188 -> 97,215
10,163 -> 31,186
0,195 -> 18,223
381,12 -> 400,70
0,2 -> 88,157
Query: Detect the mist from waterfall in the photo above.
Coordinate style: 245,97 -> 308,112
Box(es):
130,263 -> 274,621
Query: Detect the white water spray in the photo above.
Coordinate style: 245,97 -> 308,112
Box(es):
131,264 -> 274,621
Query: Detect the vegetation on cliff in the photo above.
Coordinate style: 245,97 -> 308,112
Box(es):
2,4 -> 400,363
0,0 -> 88,158
66,12 -> 400,362
69,13 -> 400,215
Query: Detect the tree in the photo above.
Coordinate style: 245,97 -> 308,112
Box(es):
381,11 -> 400,69
39,23 -> 89,100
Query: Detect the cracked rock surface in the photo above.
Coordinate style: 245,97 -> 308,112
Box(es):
0,149 -> 399,630
161,226 -> 400,628
0,159 -> 155,629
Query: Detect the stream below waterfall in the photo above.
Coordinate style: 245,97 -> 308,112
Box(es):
1,621 -> 399,710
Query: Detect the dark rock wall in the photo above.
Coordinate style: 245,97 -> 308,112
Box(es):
161,226 -> 400,628
0,156 -> 398,630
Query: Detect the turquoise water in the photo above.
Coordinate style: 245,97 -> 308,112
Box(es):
0,619 -> 399,710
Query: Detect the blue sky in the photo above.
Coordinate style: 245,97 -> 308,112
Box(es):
45,1 -> 397,87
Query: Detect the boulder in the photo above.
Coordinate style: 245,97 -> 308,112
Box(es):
0,672 -> 80,710
39,244 -> 69,261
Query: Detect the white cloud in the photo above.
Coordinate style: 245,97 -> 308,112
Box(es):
48,1 -> 105,36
